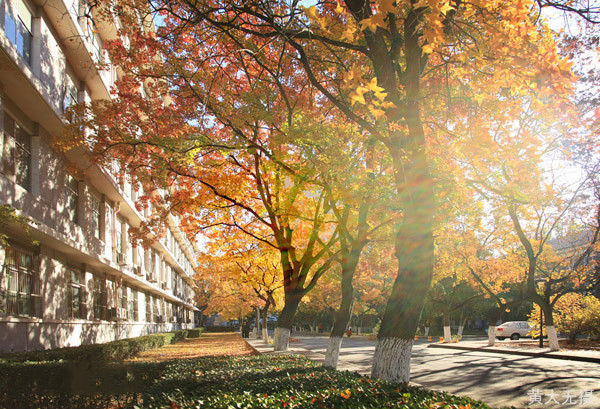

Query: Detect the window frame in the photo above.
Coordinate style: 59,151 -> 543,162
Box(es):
4,0 -> 33,64
68,267 -> 85,319
65,174 -> 79,224
92,276 -> 107,320
3,246 -> 40,317
2,111 -> 32,190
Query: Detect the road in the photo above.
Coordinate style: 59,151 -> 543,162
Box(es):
289,336 -> 600,409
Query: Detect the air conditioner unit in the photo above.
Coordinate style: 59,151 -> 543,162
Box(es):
133,266 -> 142,276
116,252 -> 126,266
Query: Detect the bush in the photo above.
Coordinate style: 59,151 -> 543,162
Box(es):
528,294 -> 600,341
187,328 -> 203,338
554,294 -> 600,341
0,329 -> 192,363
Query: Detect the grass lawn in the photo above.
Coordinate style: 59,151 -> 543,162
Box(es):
0,333 -> 500,409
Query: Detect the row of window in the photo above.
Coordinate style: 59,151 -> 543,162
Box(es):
3,0 -> 116,114
1,246 -> 193,323
1,109 -> 194,301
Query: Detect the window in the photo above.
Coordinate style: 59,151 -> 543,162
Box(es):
145,293 -> 152,322
171,269 -> 177,294
153,296 -> 159,322
92,276 -> 106,320
128,289 -> 137,321
2,112 -> 31,190
65,175 -> 79,224
62,74 -> 79,112
68,268 -> 84,319
4,0 -> 32,63
89,194 -> 101,239
114,217 -> 123,256
119,284 -> 127,319
3,247 -> 40,317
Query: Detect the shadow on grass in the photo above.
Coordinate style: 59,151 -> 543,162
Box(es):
1,355 -> 498,409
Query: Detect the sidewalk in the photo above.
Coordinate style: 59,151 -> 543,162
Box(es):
428,339 -> 600,363
247,338 -> 328,362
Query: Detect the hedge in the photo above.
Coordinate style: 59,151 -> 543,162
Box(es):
186,328 -> 203,338
0,328 -> 202,364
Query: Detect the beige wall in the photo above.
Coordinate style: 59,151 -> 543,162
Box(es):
0,0 -> 199,352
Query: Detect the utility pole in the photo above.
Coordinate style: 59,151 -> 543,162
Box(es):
539,306 -> 544,348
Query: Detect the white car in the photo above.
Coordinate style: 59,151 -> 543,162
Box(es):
496,321 -> 533,340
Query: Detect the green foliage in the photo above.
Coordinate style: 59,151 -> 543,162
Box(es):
0,354 -> 499,409
0,329 -> 191,363
0,204 -> 33,246
187,328 -> 203,338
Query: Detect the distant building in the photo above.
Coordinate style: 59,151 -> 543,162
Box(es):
0,0 -> 199,352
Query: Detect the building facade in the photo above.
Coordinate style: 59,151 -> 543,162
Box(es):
0,0 -> 199,352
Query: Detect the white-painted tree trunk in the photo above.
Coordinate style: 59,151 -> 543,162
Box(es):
457,325 -> 464,337
487,325 -> 496,346
423,327 -> 429,337
273,327 -> 290,351
323,336 -> 343,369
262,326 -> 269,343
443,325 -> 452,342
371,338 -> 413,384
547,325 -> 559,350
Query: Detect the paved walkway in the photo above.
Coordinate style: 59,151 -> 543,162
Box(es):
249,336 -> 600,409
128,332 -> 257,362
430,339 -> 600,363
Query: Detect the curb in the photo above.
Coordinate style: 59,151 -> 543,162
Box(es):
428,343 -> 600,364
242,338 -> 262,356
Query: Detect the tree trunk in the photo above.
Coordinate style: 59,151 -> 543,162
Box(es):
261,300 -> 271,343
274,291 -> 303,351
443,315 -> 451,342
371,209 -> 434,383
324,249 -> 359,368
544,306 -> 559,351
370,7 -> 434,384
487,325 -> 496,346
443,325 -> 452,342
458,316 -> 467,338
423,326 -> 429,337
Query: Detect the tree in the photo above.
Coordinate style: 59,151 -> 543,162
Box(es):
197,233 -> 283,342
541,293 -> 600,342
143,0 -> 575,383
67,0 -> 580,382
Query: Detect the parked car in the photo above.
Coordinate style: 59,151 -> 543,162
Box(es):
496,321 -> 533,340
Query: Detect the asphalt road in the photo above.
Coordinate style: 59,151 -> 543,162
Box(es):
290,336 -> 600,409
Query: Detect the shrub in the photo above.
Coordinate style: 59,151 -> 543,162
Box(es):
0,329 -> 193,363
187,328 -> 203,338
528,294 -> 600,341
554,294 -> 600,341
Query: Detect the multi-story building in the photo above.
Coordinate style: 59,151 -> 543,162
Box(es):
0,0 -> 199,352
